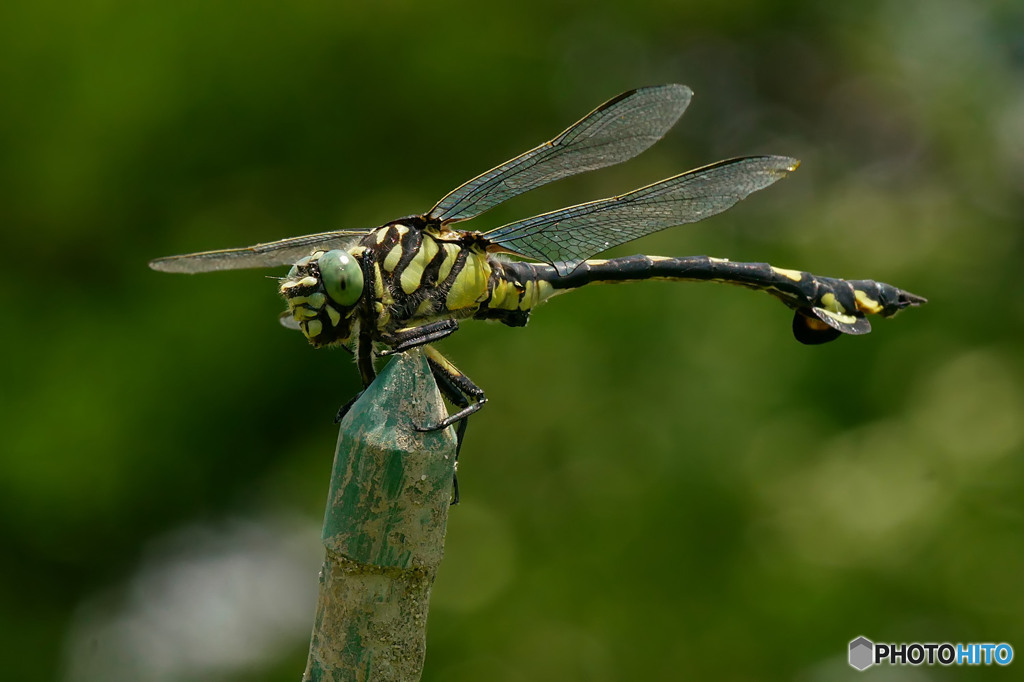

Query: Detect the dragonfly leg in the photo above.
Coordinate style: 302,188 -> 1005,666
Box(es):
418,348 -> 487,432
334,391 -> 362,424
379,320 -> 460,355
428,359 -> 470,505
421,345 -> 486,504
356,330 -> 376,387
334,333 -> 377,423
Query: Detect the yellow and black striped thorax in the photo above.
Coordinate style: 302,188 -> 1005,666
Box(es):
357,218 -> 481,332
353,218 -> 558,334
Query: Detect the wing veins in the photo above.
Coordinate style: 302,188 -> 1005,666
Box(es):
148,230 -> 371,273
483,156 -> 799,275
427,84 -> 693,224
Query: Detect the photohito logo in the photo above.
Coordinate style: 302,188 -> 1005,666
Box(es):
849,636 -> 1014,670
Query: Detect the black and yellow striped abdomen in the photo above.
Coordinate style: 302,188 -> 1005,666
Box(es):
536,255 -> 914,310
496,254 -> 925,343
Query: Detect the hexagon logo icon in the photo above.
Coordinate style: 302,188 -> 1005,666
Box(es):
849,636 -> 875,671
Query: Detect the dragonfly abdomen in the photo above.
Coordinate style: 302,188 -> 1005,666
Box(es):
468,260 -> 560,327
517,254 -> 925,343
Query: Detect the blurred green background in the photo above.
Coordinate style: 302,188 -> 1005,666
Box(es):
2,0 -> 1022,680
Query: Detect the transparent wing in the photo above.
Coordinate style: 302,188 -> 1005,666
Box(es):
427,84 -> 693,224
279,310 -> 301,330
484,156 -> 799,276
148,230 -> 371,273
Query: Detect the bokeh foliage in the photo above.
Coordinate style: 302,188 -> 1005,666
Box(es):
1,0 -> 1022,680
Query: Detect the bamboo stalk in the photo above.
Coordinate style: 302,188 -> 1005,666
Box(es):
303,350 -> 456,682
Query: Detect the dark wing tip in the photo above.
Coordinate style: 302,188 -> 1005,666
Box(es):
603,83 -> 692,106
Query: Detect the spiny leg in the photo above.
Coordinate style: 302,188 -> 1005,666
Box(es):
336,321 -> 462,423
379,320 -> 460,355
419,346 -> 487,432
334,392 -> 361,424
431,365 -> 468,505
335,331 -> 376,424
423,345 -> 487,505
356,329 -> 377,387
352,252 -> 383,390
429,360 -> 472,456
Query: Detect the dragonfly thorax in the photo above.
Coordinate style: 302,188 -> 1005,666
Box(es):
279,249 -> 363,348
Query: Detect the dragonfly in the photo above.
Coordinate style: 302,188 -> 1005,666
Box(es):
151,84 -> 925,499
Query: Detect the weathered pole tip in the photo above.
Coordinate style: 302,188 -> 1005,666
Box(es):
304,350 -> 457,682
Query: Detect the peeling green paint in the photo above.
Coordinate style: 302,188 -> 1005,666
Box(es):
303,351 -> 456,681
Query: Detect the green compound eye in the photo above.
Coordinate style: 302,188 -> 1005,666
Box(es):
318,250 -> 363,306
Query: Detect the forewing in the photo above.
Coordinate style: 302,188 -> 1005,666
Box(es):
148,230 -> 370,273
427,84 -> 692,224
484,156 -> 799,276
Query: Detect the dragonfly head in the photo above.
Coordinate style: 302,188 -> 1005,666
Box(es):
279,249 -> 364,348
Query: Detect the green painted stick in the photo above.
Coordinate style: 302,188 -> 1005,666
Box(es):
303,350 -> 457,682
